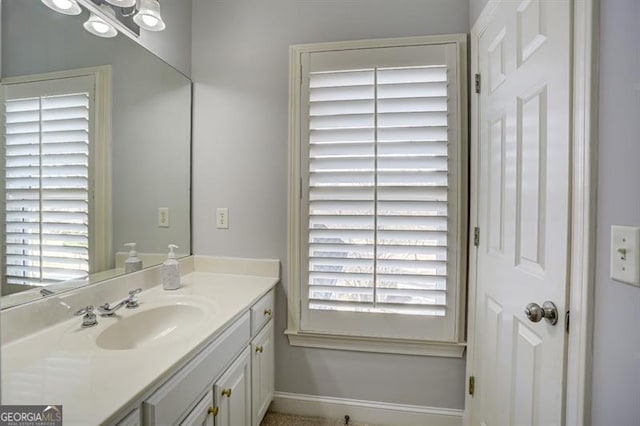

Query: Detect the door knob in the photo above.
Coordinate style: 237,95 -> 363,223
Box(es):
524,301 -> 558,325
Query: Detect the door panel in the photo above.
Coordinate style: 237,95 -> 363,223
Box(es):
470,1 -> 572,425
511,320 -> 543,425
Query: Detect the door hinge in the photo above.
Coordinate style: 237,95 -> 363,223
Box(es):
474,73 -> 481,94
565,310 -> 570,333
299,177 -> 303,199
474,227 -> 480,247
469,376 -> 475,396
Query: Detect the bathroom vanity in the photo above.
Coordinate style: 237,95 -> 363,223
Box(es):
140,286 -> 275,426
0,256 -> 278,426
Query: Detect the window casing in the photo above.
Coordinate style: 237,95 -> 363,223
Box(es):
287,35 -> 468,354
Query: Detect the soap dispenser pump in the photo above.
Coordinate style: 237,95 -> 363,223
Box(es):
124,242 -> 142,273
162,244 -> 181,290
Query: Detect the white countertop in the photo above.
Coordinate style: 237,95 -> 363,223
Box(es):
0,266 -> 278,425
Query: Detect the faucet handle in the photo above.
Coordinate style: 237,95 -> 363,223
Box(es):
74,305 -> 98,328
126,288 -> 142,309
75,305 -> 94,316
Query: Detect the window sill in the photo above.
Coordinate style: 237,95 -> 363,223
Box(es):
285,329 -> 466,358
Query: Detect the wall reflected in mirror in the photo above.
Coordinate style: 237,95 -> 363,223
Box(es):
1,0 -> 191,309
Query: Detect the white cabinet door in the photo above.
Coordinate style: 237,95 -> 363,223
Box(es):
143,313 -> 251,425
214,347 -> 251,426
251,320 -> 274,426
180,390 -> 214,426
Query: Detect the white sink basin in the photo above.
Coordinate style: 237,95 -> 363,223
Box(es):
96,303 -> 207,350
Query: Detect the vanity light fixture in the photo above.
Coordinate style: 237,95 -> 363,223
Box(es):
83,4 -> 118,38
41,0 -> 82,15
133,0 -> 166,32
41,0 -> 166,39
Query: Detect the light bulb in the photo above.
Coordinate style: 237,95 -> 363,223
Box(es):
141,15 -> 159,27
83,6 -> 118,38
41,0 -> 82,15
92,21 -> 110,34
133,0 -> 166,31
52,0 -> 73,10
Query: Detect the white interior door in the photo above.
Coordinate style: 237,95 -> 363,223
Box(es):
469,1 -> 572,425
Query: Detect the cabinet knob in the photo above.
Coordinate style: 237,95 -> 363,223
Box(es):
264,308 -> 272,316
255,346 -> 263,353
221,388 -> 232,398
208,406 -> 219,416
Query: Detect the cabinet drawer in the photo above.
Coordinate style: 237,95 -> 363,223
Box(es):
117,408 -> 140,426
180,390 -> 213,426
143,312 -> 250,425
251,289 -> 274,336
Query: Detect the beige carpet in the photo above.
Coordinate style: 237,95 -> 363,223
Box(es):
260,411 -> 382,426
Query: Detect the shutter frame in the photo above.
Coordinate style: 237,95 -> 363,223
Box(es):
286,34 -> 467,346
299,40 -> 460,340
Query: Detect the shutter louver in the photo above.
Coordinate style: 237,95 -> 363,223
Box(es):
4,92 -> 90,286
307,65 -> 449,316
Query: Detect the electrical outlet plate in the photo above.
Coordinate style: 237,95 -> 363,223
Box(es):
158,207 -> 169,228
216,208 -> 229,229
610,225 -> 640,287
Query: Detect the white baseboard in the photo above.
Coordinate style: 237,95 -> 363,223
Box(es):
270,392 -> 463,426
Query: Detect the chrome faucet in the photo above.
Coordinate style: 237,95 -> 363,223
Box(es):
75,305 -> 98,328
97,288 -> 142,317
97,300 -> 127,317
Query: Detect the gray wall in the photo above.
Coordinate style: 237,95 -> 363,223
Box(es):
469,0 -> 489,27
591,0 -> 640,424
191,0 -> 468,409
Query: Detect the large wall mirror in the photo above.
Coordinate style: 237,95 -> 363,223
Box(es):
1,0 -> 191,309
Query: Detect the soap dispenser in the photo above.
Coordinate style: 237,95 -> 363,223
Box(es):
124,242 -> 143,273
162,244 -> 181,290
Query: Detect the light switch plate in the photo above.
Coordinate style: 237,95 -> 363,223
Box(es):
610,225 -> 640,286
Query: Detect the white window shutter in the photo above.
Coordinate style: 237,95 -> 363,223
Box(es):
307,65 -> 449,316
4,81 -> 91,286
308,68 -> 376,311
299,41 -> 463,341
